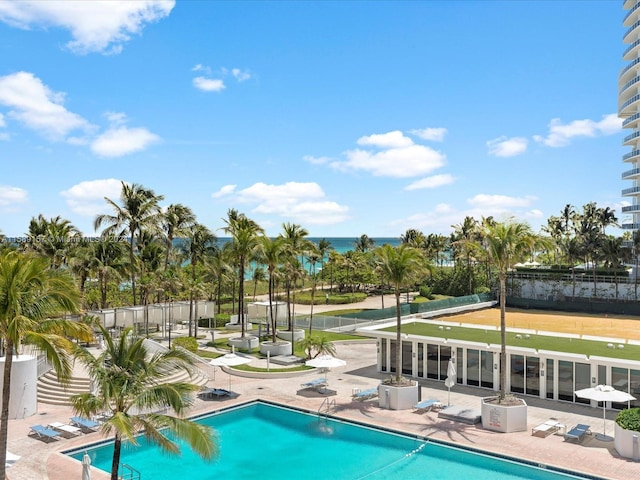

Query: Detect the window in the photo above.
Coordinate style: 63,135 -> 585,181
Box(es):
481,351 -> 493,388
467,349 -> 479,386
510,355 -> 524,394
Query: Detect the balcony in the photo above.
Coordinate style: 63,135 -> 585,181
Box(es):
620,75 -> 640,97
623,130 -> 640,146
622,185 -> 640,195
620,93 -> 640,116
622,150 -> 640,163
622,204 -> 640,213
624,1 -> 640,27
623,111 -> 640,128
620,57 -> 640,84
623,38 -> 640,61
622,222 -> 640,230
622,167 -> 640,179
623,18 -> 640,44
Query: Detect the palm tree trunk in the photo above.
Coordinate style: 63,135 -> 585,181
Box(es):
129,230 -> 137,305
111,435 -> 122,480
0,341 -> 14,480
395,292 -> 402,383
269,273 -> 277,343
499,272 -> 507,402
239,261 -> 246,338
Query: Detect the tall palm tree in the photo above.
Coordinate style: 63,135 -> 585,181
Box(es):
71,326 -> 217,480
26,214 -> 81,268
92,236 -> 128,309
0,251 -> 92,480
257,236 -> 285,341
316,238 -> 332,289
373,244 -> 424,384
280,223 -> 312,334
472,219 -> 544,402
162,203 -> 196,272
451,216 -> 481,295
94,181 -> 164,305
306,244 -> 321,334
223,210 -> 264,338
353,234 -> 375,252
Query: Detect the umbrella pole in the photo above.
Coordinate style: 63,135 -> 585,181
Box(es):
448,387 -> 451,406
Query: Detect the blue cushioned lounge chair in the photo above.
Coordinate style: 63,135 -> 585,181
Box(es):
413,399 -> 442,413
564,423 -> 591,443
70,416 -> 99,432
352,388 -> 378,401
29,425 -> 61,442
301,378 -> 328,390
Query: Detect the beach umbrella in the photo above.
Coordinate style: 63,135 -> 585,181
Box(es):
305,354 -> 347,386
574,385 -> 636,441
82,451 -> 91,480
5,451 -> 20,468
444,358 -> 456,406
210,353 -> 252,390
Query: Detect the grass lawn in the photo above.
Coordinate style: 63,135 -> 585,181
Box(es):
380,322 -> 640,360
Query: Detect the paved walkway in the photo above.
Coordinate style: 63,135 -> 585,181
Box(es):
6,339 -> 640,480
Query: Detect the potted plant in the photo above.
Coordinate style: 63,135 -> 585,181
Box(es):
373,244 -> 425,410
614,407 -> 640,460
470,218 -> 547,432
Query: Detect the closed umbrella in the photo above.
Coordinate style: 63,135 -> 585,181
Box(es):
574,385 -> 636,441
82,451 -> 91,480
305,355 -> 347,389
210,353 -> 252,390
5,451 -> 20,468
444,358 -> 456,406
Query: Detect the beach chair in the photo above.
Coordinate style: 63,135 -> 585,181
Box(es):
352,388 -> 378,401
199,387 -> 233,400
29,425 -> 61,442
564,424 -> 591,443
413,399 -> 443,413
301,378 -> 328,391
48,421 -> 82,438
70,416 -> 100,432
531,419 -> 562,438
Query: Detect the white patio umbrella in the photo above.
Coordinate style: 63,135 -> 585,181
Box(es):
444,358 -> 456,406
82,451 -> 91,480
305,354 -> 347,385
574,385 -> 636,441
210,353 -> 252,390
5,451 -> 20,468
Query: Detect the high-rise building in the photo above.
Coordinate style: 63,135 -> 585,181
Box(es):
621,1 -> 640,231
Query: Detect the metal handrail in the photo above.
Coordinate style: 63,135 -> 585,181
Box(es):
119,463 -> 141,480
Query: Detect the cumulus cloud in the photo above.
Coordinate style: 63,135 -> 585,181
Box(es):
331,130 -> 446,178
405,174 -> 455,191
409,127 -> 447,142
193,76 -> 225,92
232,68 -> 251,82
533,113 -> 622,147
213,181 -> 350,225
303,155 -> 332,165
60,178 -> 123,216
0,185 -> 28,208
0,112 -> 5,127
0,71 -> 91,140
467,194 -> 537,208
486,136 -> 528,157
91,126 -> 159,157
0,0 -> 174,54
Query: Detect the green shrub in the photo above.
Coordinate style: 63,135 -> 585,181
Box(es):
172,336 -> 199,353
616,408 -> 640,432
419,285 -> 434,300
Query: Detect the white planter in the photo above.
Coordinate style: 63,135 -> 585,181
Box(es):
614,422 -> 640,461
378,382 -> 419,410
481,396 -> 528,433
276,329 -> 305,342
228,335 -> 259,350
259,341 -> 291,356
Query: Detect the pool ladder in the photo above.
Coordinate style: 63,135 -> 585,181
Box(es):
119,463 -> 141,480
318,397 -> 336,422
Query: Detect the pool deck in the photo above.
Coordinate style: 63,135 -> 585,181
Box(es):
5,338 -> 640,480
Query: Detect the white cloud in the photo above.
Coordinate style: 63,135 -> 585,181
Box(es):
335,144 -> 445,178
213,181 -> 350,225
533,113 -> 622,147
91,126 -> 160,157
357,130 -> 413,148
409,127 -> 447,142
405,174 -> 455,191
0,112 -> 5,127
486,136 -> 528,157
0,185 -> 28,207
60,178 -> 123,216
104,111 -> 128,126
0,133 -> 9,141
232,68 -> 251,82
193,76 -> 225,92
192,64 -> 210,74
303,155 -> 332,165
467,194 -> 537,209
0,71 -> 90,140
0,0 -> 175,54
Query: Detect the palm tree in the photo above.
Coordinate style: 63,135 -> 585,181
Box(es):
256,236 -> 285,341
0,251 -> 92,480
71,326 -> 217,480
316,238 -> 332,289
94,181 -> 164,305
353,234 -> 375,252
92,236 -> 128,309
223,210 -> 264,338
472,219 -> 544,402
183,223 -> 216,337
306,244 -> 321,335
162,204 -> 196,271
374,244 -> 424,384
280,223 -> 312,337
26,214 -> 81,268
251,266 -> 267,300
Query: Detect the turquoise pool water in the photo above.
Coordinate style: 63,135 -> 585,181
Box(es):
68,402 -> 597,480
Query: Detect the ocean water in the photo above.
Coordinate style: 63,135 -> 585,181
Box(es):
211,237 -> 401,255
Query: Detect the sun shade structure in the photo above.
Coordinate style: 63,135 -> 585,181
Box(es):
210,353 -> 252,390
574,385 -> 636,441
305,355 -> 347,391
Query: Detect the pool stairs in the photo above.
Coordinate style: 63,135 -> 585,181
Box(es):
318,397 -> 336,423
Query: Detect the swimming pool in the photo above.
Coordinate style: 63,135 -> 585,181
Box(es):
67,401 -> 600,480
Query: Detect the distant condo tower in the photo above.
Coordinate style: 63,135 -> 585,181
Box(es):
621,1 -> 640,232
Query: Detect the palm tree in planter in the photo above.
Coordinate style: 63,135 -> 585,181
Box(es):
71,325 -> 217,480
0,251 -> 93,480
374,244 -> 424,385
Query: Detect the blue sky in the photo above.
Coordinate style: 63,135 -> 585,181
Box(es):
0,0 -> 627,238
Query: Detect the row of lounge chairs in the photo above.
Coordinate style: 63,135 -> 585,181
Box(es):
531,419 -> 592,443
29,417 -> 99,442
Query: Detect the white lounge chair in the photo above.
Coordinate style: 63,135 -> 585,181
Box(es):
352,388 -> 378,401
48,421 -> 82,438
413,399 -> 443,413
